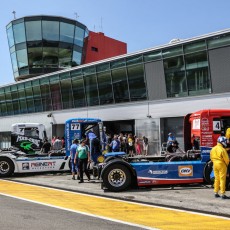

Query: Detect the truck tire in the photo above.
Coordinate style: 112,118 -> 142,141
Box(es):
102,163 -> 131,192
203,160 -> 213,184
0,157 -> 15,177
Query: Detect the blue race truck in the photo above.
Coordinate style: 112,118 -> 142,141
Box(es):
98,147 -> 214,192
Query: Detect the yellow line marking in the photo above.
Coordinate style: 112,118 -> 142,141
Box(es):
0,180 -> 230,230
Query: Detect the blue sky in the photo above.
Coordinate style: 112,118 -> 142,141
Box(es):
1,0 -> 230,85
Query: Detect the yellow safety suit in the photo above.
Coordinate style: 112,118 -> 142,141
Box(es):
225,128 -> 230,140
210,143 -> 229,195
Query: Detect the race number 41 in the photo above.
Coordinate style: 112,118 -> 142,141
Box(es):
71,123 -> 80,130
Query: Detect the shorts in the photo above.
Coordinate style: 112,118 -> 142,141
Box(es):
143,143 -> 148,151
71,159 -> 78,172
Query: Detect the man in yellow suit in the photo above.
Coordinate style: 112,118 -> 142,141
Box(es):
210,136 -> 229,199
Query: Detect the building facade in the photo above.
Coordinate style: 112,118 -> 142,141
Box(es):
2,24 -> 230,154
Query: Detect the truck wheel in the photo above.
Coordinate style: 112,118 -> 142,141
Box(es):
0,157 -> 14,177
102,164 -> 131,192
203,160 -> 213,184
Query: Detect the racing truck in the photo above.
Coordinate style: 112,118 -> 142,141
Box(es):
0,118 -> 105,177
98,109 -> 230,192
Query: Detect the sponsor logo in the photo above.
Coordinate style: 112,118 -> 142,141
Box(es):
31,161 -> 56,169
178,165 -> 193,177
148,170 -> 168,175
139,180 -> 152,184
16,135 -> 40,147
22,163 -> 29,170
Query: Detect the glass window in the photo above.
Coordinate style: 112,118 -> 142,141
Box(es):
74,27 -> 85,46
25,82 -> 35,113
185,52 -> 211,95
83,66 -> 96,75
97,71 -> 114,105
16,49 -> 28,70
42,21 -> 59,41
49,75 -> 62,110
110,59 -> 126,69
60,22 -> 74,43
32,85 -> 42,112
7,26 -> 14,47
71,72 -> 86,107
162,46 -> 183,58
11,52 -> 18,73
72,51 -> 82,66
127,64 -> 147,101
84,74 -> 99,106
40,78 -> 52,111
126,55 -> 143,66
184,41 -> 206,54
111,68 -> 129,103
61,78 -> 74,109
25,21 -> 42,41
208,34 -> 230,49
13,23 -> 26,44
28,47 -> 43,68
11,87 -> 19,114
96,62 -> 110,72
144,51 -> 162,62
164,56 -> 187,97
59,48 -> 72,67
43,47 -> 58,68
0,102 -> 7,116
5,90 -> 13,115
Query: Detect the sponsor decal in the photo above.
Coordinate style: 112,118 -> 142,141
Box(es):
16,135 -> 40,147
178,165 -> 193,177
138,180 -> 152,184
22,163 -> 30,170
31,161 -> 56,169
148,170 -> 168,175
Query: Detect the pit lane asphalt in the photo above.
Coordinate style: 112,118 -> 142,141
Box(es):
4,172 -> 230,218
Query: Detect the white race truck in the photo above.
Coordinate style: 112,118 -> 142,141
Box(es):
0,123 -> 69,177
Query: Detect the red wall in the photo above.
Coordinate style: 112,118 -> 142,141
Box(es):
83,31 -> 127,64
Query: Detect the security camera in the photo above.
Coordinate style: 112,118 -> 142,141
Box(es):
147,115 -> 152,118
47,113 -> 52,117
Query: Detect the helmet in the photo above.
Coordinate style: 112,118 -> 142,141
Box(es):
217,136 -> 228,147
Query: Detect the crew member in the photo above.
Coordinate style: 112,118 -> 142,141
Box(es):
210,136 -> 229,199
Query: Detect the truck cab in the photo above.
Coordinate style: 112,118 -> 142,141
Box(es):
184,109 -> 230,151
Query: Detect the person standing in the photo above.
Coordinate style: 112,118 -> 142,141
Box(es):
41,139 -> 52,154
210,136 -> 229,199
142,136 -> 149,156
167,133 -> 176,146
75,139 -> 91,183
110,135 -> 120,152
70,139 -> 79,180
135,136 -> 142,155
53,137 -> 62,150
127,133 -> 135,157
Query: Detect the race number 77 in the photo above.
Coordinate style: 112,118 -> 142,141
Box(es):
71,123 -> 80,130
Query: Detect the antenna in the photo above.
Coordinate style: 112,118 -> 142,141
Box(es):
100,17 -> 103,32
12,11 -> 16,20
74,12 -> 79,21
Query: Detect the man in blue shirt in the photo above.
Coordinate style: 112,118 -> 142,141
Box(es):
70,139 -> 79,180
167,133 -> 176,146
110,135 -> 120,152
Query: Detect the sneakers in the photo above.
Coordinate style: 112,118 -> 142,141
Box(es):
72,176 -> 75,180
78,180 -> 84,183
221,195 -> 229,199
214,193 -> 220,198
